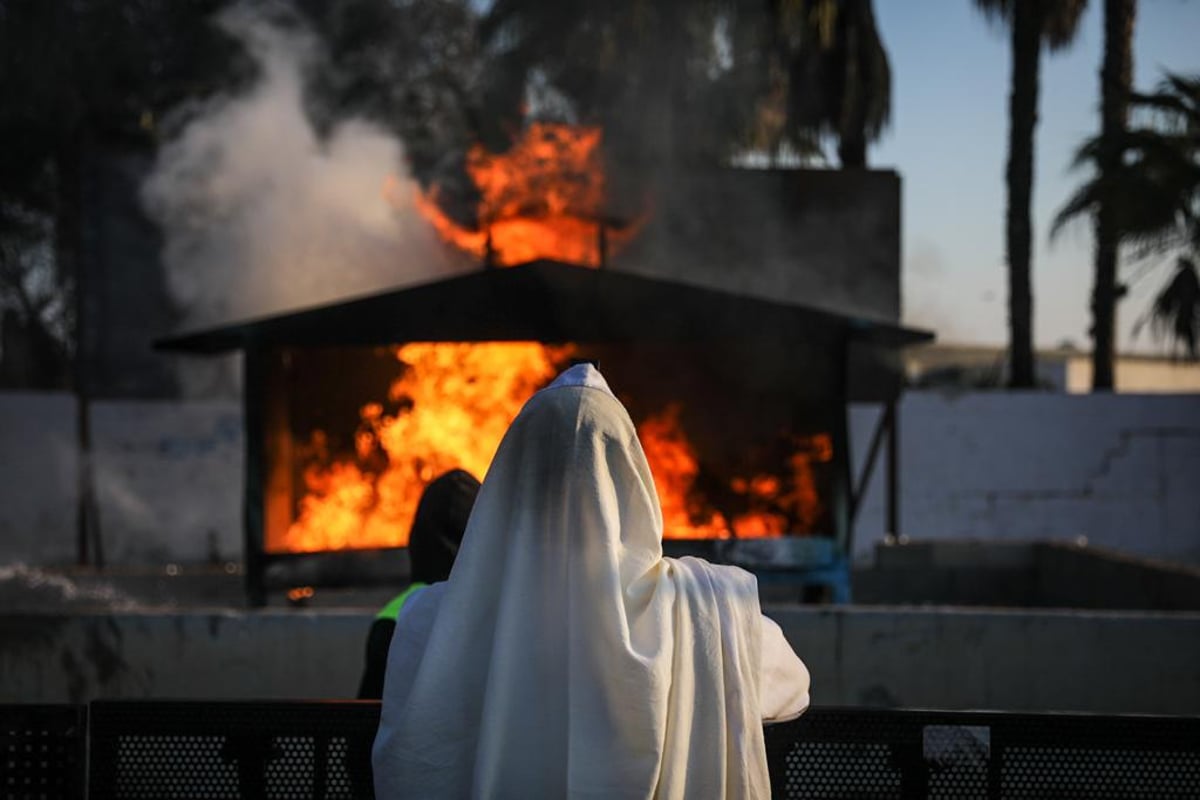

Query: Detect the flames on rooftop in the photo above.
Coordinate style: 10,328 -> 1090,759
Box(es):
400,122 -> 643,268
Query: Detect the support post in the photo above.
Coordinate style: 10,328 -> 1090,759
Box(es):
243,348 -> 267,607
886,398 -> 899,539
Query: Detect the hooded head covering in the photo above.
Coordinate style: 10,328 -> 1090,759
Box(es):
407,468 -> 481,584
374,364 -> 770,798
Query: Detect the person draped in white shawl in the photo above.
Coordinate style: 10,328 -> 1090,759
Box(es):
373,363 -> 810,799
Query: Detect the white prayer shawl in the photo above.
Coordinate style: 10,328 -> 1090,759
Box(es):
374,365 -> 775,799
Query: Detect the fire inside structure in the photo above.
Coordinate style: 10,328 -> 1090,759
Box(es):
157,123 -> 929,604
158,263 -> 929,605
274,341 -> 833,553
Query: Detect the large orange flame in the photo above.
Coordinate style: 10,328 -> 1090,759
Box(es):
638,404 -> 731,539
405,123 -> 641,267
280,343 -> 566,552
276,344 -> 831,552
640,404 -> 833,540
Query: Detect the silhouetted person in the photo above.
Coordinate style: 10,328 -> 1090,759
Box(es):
357,468 -> 480,699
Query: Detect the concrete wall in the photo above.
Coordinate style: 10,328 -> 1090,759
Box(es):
769,605 -> 1200,715
854,540 -> 1200,610
3,606 -> 1197,715
850,392 -> 1200,565
613,169 -> 901,323
0,611 -> 368,703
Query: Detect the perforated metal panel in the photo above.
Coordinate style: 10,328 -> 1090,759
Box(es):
87,701 -> 379,800
82,701 -> 1200,798
778,741 -> 903,797
993,712 -> 1200,799
766,708 -> 922,798
0,705 -> 85,800
764,707 -> 1200,800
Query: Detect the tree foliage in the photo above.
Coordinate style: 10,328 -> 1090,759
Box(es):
1055,73 -> 1200,255
1135,257 -> 1199,358
474,0 -> 774,167
0,0 -> 244,386
298,0 -> 481,191
463,0 -> 893,170
764,0 -> 891,167
1054,71 -> 1200,358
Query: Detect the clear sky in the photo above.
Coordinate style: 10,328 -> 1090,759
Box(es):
871,0 -> 1200,352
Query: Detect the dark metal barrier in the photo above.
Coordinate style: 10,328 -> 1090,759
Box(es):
88,701 -> 379,800
6,701 -> 1198,799
765,707 -> 1200,799
0,704 -> 86,800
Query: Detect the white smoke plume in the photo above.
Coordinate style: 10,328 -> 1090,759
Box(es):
903,236 -> 975,344
143,3 -> 466,390
0,563 -> 144,611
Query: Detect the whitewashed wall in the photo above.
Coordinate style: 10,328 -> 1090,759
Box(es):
851,392 -> 1200,565
0,393 -> 80,564
90,400 -> 242,562
0,393 -> 242,565
2,391 -> 1198,567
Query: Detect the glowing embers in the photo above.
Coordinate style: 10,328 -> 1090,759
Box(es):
407,123 -> 641,267
270,343 -> 835,552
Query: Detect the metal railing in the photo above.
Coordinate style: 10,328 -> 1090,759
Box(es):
764,706 -> 1200,798
4,701 -> 1199,799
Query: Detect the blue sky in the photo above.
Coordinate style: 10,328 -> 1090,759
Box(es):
871,0 -> 1200,351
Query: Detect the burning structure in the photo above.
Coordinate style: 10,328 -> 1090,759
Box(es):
158,124 -> 929,604
160,262 -> 927,604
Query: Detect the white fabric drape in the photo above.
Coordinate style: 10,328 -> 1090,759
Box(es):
373,364 -> 796,799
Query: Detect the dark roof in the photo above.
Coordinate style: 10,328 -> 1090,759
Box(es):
156,260 -> 932,354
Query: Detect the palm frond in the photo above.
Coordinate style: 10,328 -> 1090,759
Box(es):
1041,0 -> 1089,51
775,0 -> 891,164
1050,180 -> 1101,240
1147,257 -> 1200,358
972,0 -> 1013,28
971,0 -> 1087,50
1054,71 -> 1200,253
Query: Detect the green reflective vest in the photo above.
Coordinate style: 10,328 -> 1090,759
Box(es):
376,582 -> 428,622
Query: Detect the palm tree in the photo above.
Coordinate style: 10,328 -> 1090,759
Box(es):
1054,70 -> 1198,361
765,0 -> 892,168
973,0 -> 1088,388
1092,0 -> 1137,390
